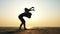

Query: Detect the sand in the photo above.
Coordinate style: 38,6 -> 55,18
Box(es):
0,27 -> 60,34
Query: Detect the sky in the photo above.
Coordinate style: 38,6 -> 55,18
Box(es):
0,0 -> 60,28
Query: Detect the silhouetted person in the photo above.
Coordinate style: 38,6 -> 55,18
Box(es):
18,7 -> 35,30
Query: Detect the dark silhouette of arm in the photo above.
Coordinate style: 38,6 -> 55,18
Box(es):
29,7 -> 35,11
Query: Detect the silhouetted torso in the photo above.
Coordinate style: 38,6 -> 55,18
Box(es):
18,8 -> 32,19
18,12 -> 31,18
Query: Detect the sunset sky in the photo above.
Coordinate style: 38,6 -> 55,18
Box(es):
0,0 -> 60,28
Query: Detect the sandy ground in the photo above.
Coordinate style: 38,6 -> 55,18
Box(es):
0,27 -> 60,34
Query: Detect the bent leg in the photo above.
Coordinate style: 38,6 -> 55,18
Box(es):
19,17 -> 26,30
19,23 -> 23,30
22,19 -> 27,30
24,22 -> 27,30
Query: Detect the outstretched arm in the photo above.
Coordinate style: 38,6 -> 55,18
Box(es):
29,7 -> 35,11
